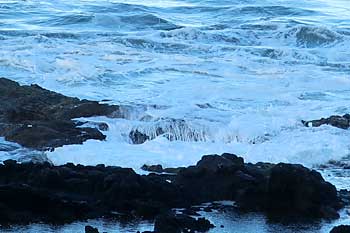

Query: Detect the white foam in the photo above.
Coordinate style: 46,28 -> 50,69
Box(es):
0,0 -> 349,178
47,116 -> 350,173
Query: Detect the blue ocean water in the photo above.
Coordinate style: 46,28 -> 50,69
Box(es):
1,0 -> 350,175
0,0 -> 350,231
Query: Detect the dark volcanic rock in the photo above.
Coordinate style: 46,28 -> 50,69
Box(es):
302,114 -> 350,129
130,130 -> 150,144
163,167 -> 185,174
266,163 -> 341,220
85,225 -> 99,233
0,154 -> 344,225
141,164 -> 164,173
196,153 -> 244,171
152,211 -> 214,233
175,153 -> 255,203
174,154 -> 343,221
141,164 -> 185,174
330,225 -> 350,233
0,159 -> 181,224
0,78 -> 119,150
180,208 -> 201,216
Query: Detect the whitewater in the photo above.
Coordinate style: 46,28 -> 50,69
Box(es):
0,0 -> 350,231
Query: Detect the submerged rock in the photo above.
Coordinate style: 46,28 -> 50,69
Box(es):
152,211 -> 214,233
0,154 -> 344,225
0,78 -> 119,150
302,114 -> 350,129
130,130 -> 150,144
129,118 -> 206,144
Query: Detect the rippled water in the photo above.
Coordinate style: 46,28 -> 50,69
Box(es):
0,0 -> 350,231
1,206 -> 349,233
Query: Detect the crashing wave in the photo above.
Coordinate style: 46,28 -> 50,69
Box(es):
285,26 -> 342,48
128,118 -> 274,145
129,118 -> 209,144
159,27 -> 240,44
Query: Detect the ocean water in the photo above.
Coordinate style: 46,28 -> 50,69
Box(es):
0,0 -> 350,231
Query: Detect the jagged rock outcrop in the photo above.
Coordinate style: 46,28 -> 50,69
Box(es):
0,78 -> 119,150
302,114 -> 350,129
0,154 -> 343,225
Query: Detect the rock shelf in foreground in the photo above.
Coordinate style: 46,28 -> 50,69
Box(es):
0,154 -> 344,226
0,78 -> 347,231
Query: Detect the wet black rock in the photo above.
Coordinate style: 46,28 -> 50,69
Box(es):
175,153 -> 256,204
141,164 -> 184,174
129,130 -> 150,144
85,225 -> 99,233
196,153 -> 244,171
302,114 -> 350,129
163,167 -> 185,174
82,121 -> 109,131
180,208 -> 201,216
0,154 -> 344,225
174,154 -> 342,221
203,206 -> 213,212
141,164 -> 164,173
266,163 -> 341,220
0,159 -> 181,224
0,78 -> 119,150
330,225 -> 350,233
152,211 -> 214,233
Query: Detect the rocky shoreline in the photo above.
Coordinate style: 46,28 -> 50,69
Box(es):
0,154 -> 349,232
302,114 -> 350,130
0,78 -> 349,232
0,78 -> 119,150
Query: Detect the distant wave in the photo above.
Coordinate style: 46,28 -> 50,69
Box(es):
33,14 -> 94,26
160,27 -> 240,44
287,25 -> 342,48
231,5 -> 319,17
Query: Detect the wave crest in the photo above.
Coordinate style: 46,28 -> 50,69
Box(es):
286,26 -> 342,48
